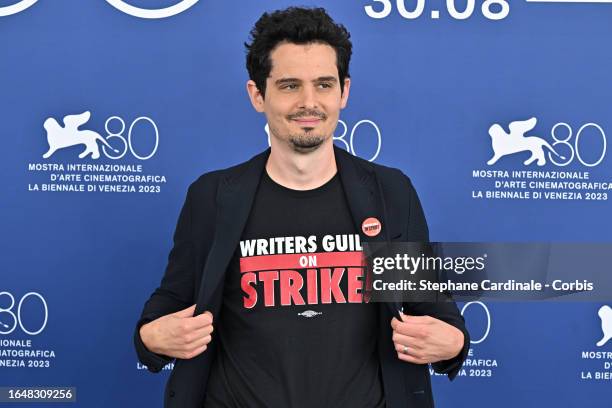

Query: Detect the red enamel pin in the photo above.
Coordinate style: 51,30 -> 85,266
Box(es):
361,217 -> 382,237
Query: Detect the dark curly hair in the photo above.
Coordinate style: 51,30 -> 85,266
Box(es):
245,7 -> 352,98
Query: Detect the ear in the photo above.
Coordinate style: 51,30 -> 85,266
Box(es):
340,77 -> 351,110
246,80 -> 265,113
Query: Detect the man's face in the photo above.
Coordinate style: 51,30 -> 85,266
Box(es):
247,42 -> 350,153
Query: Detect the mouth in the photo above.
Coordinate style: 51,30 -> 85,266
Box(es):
292,118 -> 322,126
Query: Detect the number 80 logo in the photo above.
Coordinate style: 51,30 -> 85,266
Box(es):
0,292 -> 48,336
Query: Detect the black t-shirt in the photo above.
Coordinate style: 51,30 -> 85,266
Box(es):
204,169 -> 384,408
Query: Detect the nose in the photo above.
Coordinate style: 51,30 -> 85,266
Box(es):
298,84 -> 318,110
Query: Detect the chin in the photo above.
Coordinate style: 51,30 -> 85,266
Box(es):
289,136 -> 326,153
290,143 -> 323,154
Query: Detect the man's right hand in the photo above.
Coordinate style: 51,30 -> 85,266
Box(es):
139,304 -> 214,360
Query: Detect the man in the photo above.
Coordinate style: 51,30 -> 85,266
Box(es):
135,7 -> 469,408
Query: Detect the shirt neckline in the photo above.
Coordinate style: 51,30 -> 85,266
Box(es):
263,169 -> 340,198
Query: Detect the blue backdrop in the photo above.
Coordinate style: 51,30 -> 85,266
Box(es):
1,0 -> 610,406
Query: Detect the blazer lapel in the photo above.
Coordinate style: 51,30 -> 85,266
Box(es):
195,148 -> 270,315
335,146 -> 403,317
335,145 -> 389,243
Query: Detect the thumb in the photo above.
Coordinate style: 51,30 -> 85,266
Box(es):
173,304 -> 196,318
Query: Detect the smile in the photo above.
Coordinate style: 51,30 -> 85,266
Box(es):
293,118 -> 322,125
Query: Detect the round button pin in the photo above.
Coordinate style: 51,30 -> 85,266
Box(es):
362,217 -> 381,237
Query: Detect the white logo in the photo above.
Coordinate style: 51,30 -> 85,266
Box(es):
297,310 -> 322,318
364,0 -> 510,21
0,0 -> 198,19
461,301 -> 491,344
43,111 -> 119,160
0,291 -> 48,336
596,305 -> 612,347
105,0 -> 199,19
487,117 -> 565,166
41,112 -> 160,161
0,0 -> 38,17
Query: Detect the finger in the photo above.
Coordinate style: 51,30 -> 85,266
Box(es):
182,334 -> 212,351
391,332 -> 424,350
396,350 -> 430,365
202,311 -> 214,323
192,310 -> 214,324
394,342 -> 424,360
400,313 -> 432,324
183,312 -> 214,331
186,325 -> 214,342
182,344 -> 208,360
173,304 -> 197,318
393,321 -> 429,338
391,316 -> 415,330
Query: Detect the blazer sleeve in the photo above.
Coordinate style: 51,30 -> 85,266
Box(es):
400,174 -> 470,381
133,184 -> 198,373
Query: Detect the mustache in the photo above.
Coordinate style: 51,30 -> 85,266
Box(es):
287,110 -> 327,120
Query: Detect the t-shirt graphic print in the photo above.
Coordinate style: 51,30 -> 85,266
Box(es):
239,233 -> 367,310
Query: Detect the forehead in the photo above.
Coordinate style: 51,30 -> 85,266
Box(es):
268,42 -> 338,79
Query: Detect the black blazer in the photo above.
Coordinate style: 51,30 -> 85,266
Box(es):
135,145 -> 470,408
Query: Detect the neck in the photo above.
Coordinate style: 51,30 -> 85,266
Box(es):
266,138 -> 337,190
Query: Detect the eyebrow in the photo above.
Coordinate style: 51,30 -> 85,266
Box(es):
274,76 -> 338,86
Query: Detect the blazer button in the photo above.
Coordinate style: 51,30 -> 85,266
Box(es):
169,390 -> 176,398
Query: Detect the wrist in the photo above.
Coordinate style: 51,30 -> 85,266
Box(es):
140,322 -> 159,354
450,328 -> 465,359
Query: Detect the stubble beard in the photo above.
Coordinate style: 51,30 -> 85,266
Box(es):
269,125 -> 330,154
288,130 -> 328,153
283,109 -> 330,153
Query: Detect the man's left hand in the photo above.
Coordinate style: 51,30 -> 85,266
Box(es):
390,313 -> 464,364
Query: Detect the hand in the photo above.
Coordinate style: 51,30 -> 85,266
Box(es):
390,313 -> 464,365
140,304 -> 214,360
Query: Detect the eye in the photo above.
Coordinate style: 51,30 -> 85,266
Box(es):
318,82 -> 333,89
281,83 -> 299,90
